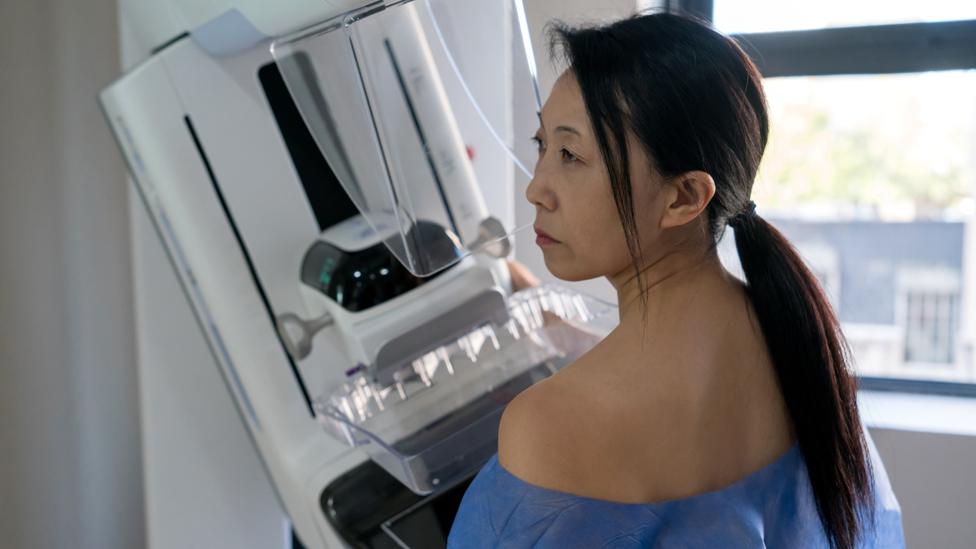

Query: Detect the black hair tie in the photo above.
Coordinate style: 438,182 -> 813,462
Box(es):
728,200 -> 757,228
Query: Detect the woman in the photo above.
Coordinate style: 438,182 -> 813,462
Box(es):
447,11 -> 904,549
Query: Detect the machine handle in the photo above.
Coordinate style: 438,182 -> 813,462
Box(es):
276,311 -> 334,360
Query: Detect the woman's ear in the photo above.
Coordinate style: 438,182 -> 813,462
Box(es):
659,171 -> 715,229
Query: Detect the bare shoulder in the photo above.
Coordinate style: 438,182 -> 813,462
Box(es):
497,374 -> 593,491
496,337 -> 636,495
495,319 -> 796,502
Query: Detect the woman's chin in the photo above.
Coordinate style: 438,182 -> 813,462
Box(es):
541,254 -> 593,282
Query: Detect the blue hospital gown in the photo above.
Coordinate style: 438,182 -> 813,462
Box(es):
447,433 -> 904,548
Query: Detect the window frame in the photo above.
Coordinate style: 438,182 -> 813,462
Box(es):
674,0 -> 976,397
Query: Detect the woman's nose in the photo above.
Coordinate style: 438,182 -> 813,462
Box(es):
525,171 -> 556,211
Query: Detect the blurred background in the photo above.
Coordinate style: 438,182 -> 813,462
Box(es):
2,0 -> 975,547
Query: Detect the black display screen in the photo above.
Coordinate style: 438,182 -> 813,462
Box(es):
258,58 -> 359,232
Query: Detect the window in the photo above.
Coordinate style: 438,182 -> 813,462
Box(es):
700,1 -> 976,394
903,291 -> 959,365
897,267 -> 962,372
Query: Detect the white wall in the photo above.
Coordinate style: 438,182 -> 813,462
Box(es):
0,1 -> 144,548
871,427 -> 976,548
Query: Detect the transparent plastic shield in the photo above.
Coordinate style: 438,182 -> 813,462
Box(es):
314,285 -> 618,494
271,0 -> 540,276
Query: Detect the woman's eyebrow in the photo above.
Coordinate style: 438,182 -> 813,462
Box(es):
535,113 -> 581,137
554,125 -> 581,137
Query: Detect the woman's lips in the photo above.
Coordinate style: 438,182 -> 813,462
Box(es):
534,226 -> 561,246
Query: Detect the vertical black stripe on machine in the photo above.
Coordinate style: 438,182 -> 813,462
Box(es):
184,115 -> 315,416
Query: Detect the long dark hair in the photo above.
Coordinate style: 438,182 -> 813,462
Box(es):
551,12 -> 873,549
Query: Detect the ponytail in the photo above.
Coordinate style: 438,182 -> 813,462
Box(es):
731,210 -> 874,549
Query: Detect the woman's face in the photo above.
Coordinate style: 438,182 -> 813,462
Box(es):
526,71 -> 665,282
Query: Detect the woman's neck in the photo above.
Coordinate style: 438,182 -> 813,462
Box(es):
609,247 -> 733,327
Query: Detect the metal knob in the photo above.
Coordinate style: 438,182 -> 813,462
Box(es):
470,216 -> 511,258
276,310 -> 334,361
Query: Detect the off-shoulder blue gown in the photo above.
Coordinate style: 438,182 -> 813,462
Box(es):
447,433 -> 904,548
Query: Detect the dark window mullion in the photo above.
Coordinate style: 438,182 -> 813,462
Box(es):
860,376 -> 976,397
733,19 -> 976,77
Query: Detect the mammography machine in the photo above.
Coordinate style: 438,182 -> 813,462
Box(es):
101,1 -> 615,546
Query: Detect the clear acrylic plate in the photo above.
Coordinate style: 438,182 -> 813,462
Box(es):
314,285 -> 617,494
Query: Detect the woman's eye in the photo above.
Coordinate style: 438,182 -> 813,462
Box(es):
531,136 -> 545,152
560,148 -> 579,163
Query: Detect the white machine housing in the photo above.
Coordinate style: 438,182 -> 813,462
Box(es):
102,1 -> 520,546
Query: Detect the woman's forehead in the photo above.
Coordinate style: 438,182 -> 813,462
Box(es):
538,72 -> 590,134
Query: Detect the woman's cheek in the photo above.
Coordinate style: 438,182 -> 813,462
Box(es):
577,216 -> 630,274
